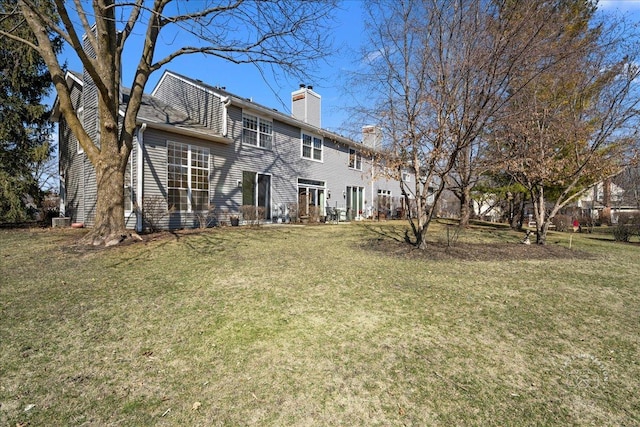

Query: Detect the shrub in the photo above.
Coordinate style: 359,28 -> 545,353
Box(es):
136,196 -> 173,232
287,202 -> 298,223
612,213 -> 640,242
40,194 -> 60,225
613,223 -> 635,242
551,214 -> 572,232
194,205 -> 217,229
616,212 -> 639,226
308,205 -> 321,222
240,205 -> 265,226
578,215 -> 596,232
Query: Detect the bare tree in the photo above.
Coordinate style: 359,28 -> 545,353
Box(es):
615,166 -> 640,209
355,0 -> 597,249
490,7 -> 640,244
0,0 -> 335,245
449,138 -> 487,227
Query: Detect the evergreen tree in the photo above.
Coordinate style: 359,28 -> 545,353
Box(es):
0,0 -> 59,222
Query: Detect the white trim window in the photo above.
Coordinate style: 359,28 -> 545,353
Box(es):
402,171 -> 412,183
242,171 -> 272,220
76,106 -> 84,154
302,133 -> 322,161
124,155 -> 133,213
298,178 -> 326,217
348,148 -> 362,170
377,189 -> 392,217
243,113 -> 273,149
167,141 -> 210,212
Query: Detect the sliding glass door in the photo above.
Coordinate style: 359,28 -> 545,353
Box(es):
346,186 -> 364,220
242,171 -> 271,220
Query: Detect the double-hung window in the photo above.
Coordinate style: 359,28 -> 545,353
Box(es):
190,146 -> 209,211
302,133 -> 322,161
167,141 -> 209,212
76,107 -> 84,154
349,148 -> 362,170
124,155 -> 132,212
243,113 -> 273,149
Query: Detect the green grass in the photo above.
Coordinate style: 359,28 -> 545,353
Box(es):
1,223 -> 639,426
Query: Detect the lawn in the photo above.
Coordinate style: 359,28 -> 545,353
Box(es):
1,223 -> 638,426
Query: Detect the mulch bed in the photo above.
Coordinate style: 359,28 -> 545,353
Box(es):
363,237 -> 594,262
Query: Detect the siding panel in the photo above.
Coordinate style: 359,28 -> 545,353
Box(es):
59,80 -> 86,224
153,73 -> 223,133
64,67 -> 401,230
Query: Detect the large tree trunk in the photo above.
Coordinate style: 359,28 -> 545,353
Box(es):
459,186 -> 472,227
401,173 -> 432,249
416,206 -> 430,250
80,125 -> 139,246
456,143 -> 474,228
510,193 -> 526,230
83,154 -> 126,245
404,194 -> 430,249
532,187 -> 549,245
536,223 -> 550,245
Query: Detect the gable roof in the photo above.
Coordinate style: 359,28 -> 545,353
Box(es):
54,69 -> 372,149
124,88 -> 233,144
50,71 -> 84,121
52,71 -> 233,144
124,88 -> 193,125
155,70 -> 367,150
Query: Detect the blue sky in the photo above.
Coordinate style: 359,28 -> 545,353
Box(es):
53,0 -> 640,135
600,0 -> 640,11
55,1 -> 367,134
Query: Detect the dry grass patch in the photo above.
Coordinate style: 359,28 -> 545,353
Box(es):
1,224 -> 639,426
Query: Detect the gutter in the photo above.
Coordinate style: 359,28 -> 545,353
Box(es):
227,96 -> 368,151
138,119 -> 233,145
136,123 -> 146,232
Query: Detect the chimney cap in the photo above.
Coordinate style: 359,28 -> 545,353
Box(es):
307,85 -> 313,90
299,83 -> 306,89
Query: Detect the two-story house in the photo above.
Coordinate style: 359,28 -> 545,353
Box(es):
56,69 -> 404,230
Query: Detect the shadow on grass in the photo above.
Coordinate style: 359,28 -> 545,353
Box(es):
360,224 -> 594,262
361,223 -> 408,243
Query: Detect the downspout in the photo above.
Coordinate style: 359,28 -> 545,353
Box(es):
58,126 -> 66,217
371,155 -> 375,220
136,123 -> 147,232
221,96 -> 231,137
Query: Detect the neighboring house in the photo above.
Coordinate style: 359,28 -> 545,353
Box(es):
55,69 -> 404,230
471,195 -> 502,222
571,175 -> 640,223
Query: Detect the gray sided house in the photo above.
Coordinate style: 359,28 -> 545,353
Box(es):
56,69 -> 404,230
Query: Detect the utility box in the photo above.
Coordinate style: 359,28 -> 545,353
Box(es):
52,217 -> 71,228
